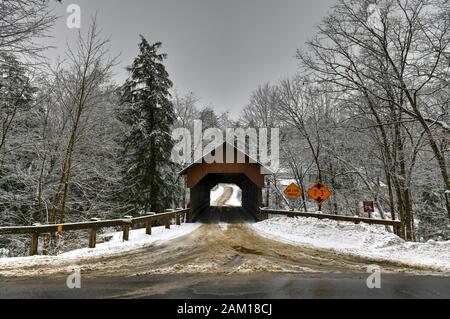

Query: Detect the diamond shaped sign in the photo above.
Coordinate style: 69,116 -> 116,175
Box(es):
307,181 -> 331,206
284,182 -> 302,200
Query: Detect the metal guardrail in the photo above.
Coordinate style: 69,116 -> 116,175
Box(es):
260,208 -> 401,230
0,208 -> 191,256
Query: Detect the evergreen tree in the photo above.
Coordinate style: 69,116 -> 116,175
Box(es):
199,107 -> 220,130
416,191 -> 450,241
119,36 -> 176,213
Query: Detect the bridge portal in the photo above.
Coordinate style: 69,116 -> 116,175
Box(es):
180,142 -> 272,223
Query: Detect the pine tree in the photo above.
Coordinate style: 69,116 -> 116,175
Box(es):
416,191 -> 450,241
119,36 -> 177,214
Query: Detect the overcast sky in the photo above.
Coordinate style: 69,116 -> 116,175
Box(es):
46,0 -> 336,117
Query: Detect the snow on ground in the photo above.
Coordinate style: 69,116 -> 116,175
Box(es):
210,184 -> 242,207
252,217 -> 450,272
278,179 -> 297,187
210,185 -> 224,205
225,184 -> 242,206
218,223 -> 229,231
0,223 -> 201,269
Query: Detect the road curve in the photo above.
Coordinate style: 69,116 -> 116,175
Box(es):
211,186 -> 236,206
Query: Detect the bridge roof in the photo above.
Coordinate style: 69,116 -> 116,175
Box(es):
179,142 -> 273,188
179,141 -> 273,176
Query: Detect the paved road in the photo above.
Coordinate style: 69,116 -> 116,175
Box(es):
1,224 -> 449,299
1,272 -> 449,299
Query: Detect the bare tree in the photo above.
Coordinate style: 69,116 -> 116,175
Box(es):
242,84 -> 280,128
45,19 -> 116,248
297,0 -> 450,239
277,76 -> 325,183
0,0 -> 57,62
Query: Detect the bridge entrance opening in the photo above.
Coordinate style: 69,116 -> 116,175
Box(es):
187,173 -> 263,223
179,142 -> 273,223
210,184 -> 242,207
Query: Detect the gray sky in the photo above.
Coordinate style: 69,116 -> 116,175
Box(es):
46,0 -> 336,117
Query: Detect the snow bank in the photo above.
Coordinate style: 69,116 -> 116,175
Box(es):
210,185 -> 224,205
225,184 -> 242,206
278,179 -> 297,187
252,217 -> 450,272
210,184 -> 242,207
0,223 -> 200,269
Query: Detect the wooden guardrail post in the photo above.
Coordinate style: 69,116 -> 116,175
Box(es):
89,218 -> 101,248
176,208 -> 185,225
30,232 -> 39,256
176,213 -> 181,226
164,209 -> 174,229
89,228 -> 97,248
165,217 -> 171,229
146,221 -> 152,235
145,212 -> 155,235
122,216 -> 133,241
122,224 -> 130,241
29,223 -> 42,256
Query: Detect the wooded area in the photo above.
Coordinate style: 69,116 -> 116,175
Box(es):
0,0 -> 449,257
242,0 -> 450,242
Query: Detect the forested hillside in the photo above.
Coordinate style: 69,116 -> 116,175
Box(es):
0,0 -> 449,257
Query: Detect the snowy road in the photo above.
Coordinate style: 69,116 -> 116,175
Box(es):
1,223 -> 449,298
212,186 -> 234,206
210,184 -> 241,207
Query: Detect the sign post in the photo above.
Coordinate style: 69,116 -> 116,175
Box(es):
307,181 -> 331,211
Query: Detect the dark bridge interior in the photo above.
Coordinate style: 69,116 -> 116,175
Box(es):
191,173 -> 262,223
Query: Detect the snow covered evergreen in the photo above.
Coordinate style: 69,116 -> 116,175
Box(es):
118,36 -> 180,214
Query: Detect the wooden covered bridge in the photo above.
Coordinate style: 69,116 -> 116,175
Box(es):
180,142 -> 272,222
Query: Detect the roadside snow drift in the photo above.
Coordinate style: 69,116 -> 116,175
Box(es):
252,217 -> 450,272
0,224 -> 200,270
210,185 -> 224,205
225,184 -> 242,206
210,184 -> 242,207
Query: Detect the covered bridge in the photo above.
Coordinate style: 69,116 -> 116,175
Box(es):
180,142 -> 272,222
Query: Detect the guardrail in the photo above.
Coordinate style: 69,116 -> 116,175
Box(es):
0,208 -> 191,256
260,208 -> 401,232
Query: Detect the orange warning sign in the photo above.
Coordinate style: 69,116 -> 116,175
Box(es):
57,224 -> 63,234
307,181 -> 331,206
284,182 -> 302,200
